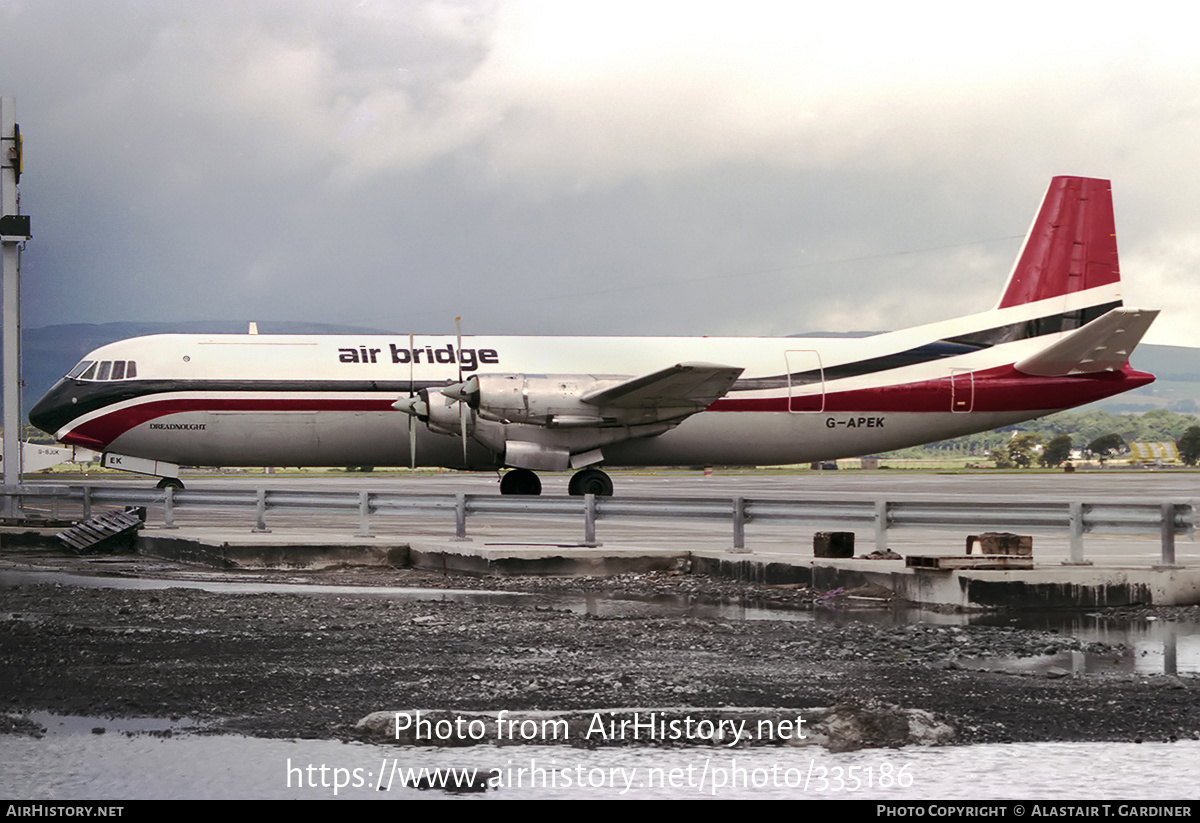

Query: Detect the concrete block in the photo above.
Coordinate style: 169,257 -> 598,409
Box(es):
814,531 -> 855,558
966,532 -> 1032,556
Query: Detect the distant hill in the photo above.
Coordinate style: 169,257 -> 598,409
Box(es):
19,322 -> 1200,419
1099,344 -> 1200,413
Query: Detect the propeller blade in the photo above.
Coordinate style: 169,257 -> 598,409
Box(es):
408,332 -> 416,469
456,316 -> 468,466
455,316 -> 463,383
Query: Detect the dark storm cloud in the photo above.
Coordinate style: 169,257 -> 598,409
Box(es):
2,1 -> 1198,342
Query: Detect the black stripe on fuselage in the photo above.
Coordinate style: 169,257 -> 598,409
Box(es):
730,300 -> 1123,391
29,378 -> 445,435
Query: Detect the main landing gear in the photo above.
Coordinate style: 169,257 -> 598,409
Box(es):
567,467 -> 613,497
498,467 -> 614,496
156,477 -> 185,491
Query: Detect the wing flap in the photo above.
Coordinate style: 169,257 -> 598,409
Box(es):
1015,308 -> 1159,376
581,362 -> 744,409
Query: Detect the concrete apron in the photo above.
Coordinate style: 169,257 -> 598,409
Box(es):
126,531 -> 1200,611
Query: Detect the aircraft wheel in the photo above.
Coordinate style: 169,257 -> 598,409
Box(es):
568,468 -> 613,496
499,468 -> 541,495
156,477 -> 185,491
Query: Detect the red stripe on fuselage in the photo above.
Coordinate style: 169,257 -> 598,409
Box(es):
61,396 -> 395,449
59,365 -> 1154,450
708,365 -> 1153,413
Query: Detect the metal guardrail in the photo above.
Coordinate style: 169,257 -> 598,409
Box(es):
1,484 -> 1193,568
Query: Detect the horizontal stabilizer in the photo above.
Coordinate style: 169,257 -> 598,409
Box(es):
1014,308 -> 1159,376
581,362 -> 744,409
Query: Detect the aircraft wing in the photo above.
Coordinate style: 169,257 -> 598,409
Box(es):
1014,307 -> 1159,376
580,362 -> 744,409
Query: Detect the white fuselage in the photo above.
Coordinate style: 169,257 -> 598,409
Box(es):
27,177 -> 1158,479
30,284 -> 1151,470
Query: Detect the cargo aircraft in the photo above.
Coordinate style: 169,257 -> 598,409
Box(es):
29,177 -> 1158,495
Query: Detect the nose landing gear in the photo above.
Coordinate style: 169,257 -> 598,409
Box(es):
499,468 -> 542,495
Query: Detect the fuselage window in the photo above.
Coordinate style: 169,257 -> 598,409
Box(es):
68,360 -> 94,379
111,361 -> 126,380
96,361 -> 112,381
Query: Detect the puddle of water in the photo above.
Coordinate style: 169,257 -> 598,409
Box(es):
0,569 -> 533,607
5,567 -> 1199,676
23,710 -> 205,737
2,719 -> 1197,799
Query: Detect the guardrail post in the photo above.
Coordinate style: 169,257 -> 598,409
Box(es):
730,497 -> 748,553
355,491 -> 373,538
82,486 -> 92,520
583,494 -> 600,547
1156,502 -> 1179,569
161,485 -> 178,530
1063,502 -> 1090,565
252,488 -> 271,533
874,500 -> 889,552
454,493 -> 471,542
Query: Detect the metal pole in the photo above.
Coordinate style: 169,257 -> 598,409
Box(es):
453,492 -> 471,542
1158,502 -> 1178,569
874,500 -> 889,552
1064,502 -> 1091,565
162,485 -> 177,529
252,488 -> 271,533
355,491 -> 373,538
1,98 -> 27,515
583,493 -> 600,547
730,497 -> 747,553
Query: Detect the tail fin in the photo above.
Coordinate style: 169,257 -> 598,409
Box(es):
997,176 -> 1121,309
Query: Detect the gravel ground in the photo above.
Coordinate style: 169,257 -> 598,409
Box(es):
2,551 -> 1199,747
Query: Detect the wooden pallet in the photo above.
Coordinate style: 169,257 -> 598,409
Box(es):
56,507 -> 146,553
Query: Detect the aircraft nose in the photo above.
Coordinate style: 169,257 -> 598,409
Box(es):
28,380 -> 71,436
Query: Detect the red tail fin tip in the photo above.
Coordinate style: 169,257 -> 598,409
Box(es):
998,176 -> 1120,309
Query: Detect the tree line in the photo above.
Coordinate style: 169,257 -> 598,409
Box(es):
885,408 -> 1200,467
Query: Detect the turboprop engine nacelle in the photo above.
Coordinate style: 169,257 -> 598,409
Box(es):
450,373 -> 630,427
422,389 -> 472,436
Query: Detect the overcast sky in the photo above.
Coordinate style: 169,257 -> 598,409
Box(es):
2,1 -> 1198,345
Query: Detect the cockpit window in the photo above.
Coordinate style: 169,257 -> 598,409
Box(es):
67,360 -> 94,378
69,359 -> 138,382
